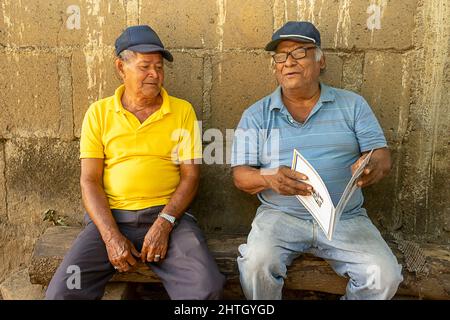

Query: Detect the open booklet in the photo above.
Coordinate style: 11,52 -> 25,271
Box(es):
290,149 -> 373,241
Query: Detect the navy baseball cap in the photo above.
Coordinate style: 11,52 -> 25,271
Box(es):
115,25 -> 173,62
265,21 -> 321,51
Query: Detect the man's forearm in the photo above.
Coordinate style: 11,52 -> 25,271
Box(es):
232,166 -> 269,195
161,175 -> 199,220
81,181 -> 121,241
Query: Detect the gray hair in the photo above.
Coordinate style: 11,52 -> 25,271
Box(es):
117,49 -> 137,63
314,47 -> 323,62
315,47 -> 326,74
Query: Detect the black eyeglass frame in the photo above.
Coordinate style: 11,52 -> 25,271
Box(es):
271,46 -> 317,64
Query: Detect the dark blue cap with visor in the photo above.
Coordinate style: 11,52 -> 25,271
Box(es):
265,21 -> 321,51
115,25 -> 173,62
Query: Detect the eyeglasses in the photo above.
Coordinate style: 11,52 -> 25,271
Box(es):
271,46 -> 316,64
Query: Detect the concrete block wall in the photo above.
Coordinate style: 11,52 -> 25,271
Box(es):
0,0 -> 448,283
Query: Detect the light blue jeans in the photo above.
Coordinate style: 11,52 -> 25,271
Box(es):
238,205 -> 403,300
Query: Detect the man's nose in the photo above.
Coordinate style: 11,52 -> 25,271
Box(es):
147,68 -> 158,78
284,53 -> 297,67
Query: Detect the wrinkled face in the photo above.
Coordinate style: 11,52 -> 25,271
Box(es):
117,52 -> 164,99
273,40 -> 324,91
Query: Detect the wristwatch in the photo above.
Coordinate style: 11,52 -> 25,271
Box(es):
158,212 -> 177,226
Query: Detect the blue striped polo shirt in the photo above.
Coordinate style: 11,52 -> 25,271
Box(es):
231,83 -> 387,220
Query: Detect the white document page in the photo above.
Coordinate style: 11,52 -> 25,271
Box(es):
291,149 -> 374,240
291,149 -> 334,238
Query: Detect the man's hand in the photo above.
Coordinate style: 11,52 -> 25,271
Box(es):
104,233 -> 140,273
261,166 -> 313,196
141,217 -> 173,263
351,148 -> 392,188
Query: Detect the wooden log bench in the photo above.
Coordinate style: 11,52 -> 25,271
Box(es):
29,226 -> 450,299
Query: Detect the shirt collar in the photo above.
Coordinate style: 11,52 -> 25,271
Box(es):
268,82 -> 335,113
159,87 -> 172,115
113,84 -> 172,115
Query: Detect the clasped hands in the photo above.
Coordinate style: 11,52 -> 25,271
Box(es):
104,217 -> 173,273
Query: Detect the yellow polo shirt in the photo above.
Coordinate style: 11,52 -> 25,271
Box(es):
80,85 -> 202,210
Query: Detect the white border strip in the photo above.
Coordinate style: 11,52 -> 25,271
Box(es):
279,34 -> 316,43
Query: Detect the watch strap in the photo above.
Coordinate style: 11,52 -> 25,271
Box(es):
158,212 -> 176,225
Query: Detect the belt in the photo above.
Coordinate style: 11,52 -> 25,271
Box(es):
84,205 -> 196,225
111,205 -> 165,224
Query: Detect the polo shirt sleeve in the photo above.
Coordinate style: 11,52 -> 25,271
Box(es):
354,96 -> 388,153
231,109 -> 262,167
80,104 -> 104,159
177,106 -> 203,162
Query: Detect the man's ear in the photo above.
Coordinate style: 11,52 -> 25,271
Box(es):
319,54 -> 326,72
115,58 -> 126,80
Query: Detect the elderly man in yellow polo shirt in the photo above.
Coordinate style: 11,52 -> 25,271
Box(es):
45,25 -> 225,300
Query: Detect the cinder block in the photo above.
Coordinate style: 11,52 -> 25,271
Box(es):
320,52 -> 343,88
57,55 -> 75,140
5,138 -> 82,229
192,164 -> 259,233
279,0 -> 417,50
364,145 -> 400,230
0,223 -> 30,285
0,268 -> 45,300
0,1 -> 125,47
342,53 -> 365,93
140,0 -> 220,48
427,69 -> 450,238
2,138 -> 81,283
281,0 -> 343,49
0,142 -> 5,221
164,52 -> 204,120
59,0 -> 127,47
222,0 -> 274,49
210,52 -> 277,132
361,51 -> 411,143
0,1 -> 61,47
346,0 -> 417,50
0,52 -> 60,138
72,48 -> 121,137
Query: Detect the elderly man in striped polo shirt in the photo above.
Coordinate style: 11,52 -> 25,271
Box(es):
231,21 -> 403,300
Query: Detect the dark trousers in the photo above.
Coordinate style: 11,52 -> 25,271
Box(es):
45,206 -> 225,300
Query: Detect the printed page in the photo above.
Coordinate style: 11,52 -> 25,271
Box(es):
291,150 -> 335,239
334,149 -> 374,222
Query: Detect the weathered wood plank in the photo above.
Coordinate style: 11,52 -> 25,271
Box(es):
29,226 -> 450,299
